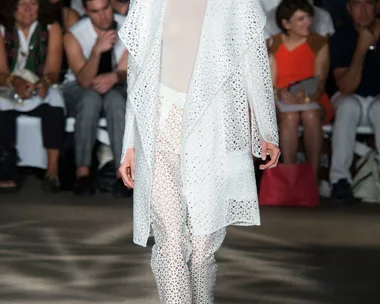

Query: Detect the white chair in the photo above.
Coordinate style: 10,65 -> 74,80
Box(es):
16,116 -> 111,169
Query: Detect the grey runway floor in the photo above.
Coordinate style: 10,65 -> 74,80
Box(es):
1,177 -> 380,304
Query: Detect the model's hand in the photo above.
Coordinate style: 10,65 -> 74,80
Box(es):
259,139 -> 280,170
91,72 -> 118,94
119,148 -> 135,189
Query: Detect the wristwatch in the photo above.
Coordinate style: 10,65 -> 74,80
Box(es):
304,95 -> 311,104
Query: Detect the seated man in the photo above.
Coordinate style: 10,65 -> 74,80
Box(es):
264,0 -> 335,40
63,0 -> 129,196
316,0 -> 350,28
329,0 -> 380,200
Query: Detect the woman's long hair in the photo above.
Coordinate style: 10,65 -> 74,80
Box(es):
0,0 -> 57,30
38,0 -> 64,25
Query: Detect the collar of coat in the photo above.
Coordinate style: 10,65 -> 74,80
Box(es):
119,0 -> 266,139
120,0 -> 266,83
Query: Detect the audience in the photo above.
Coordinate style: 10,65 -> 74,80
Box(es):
0,0 -> 65,193
269,0 -> 333,175
70,0 -> 85,16
62,0 -> 129,196
42,0 -> 80,81
315,0 -> 350,28
329,0 -> 380,200
111,0 -> 130,16
0,0 -> 378,202
45,0 -> 80,31
264,0 -> 335,40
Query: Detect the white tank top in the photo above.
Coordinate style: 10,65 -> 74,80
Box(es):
160,0 -> 207,93
65,14 -> 126,82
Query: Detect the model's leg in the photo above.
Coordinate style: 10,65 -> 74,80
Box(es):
150,149 -> 192,304
189,228 -> 226,304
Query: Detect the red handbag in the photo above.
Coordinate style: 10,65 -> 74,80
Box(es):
258,162 -> 319,207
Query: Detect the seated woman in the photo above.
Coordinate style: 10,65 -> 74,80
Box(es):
42,0 -> 80,81
269,0 -> 333,175
0,0 -> 65,192
47,0 -> 80,31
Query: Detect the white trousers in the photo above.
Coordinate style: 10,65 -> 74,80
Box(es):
150,85 -> 226,304
330,93 -> 380,184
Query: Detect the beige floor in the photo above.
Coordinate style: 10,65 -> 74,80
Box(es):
0,177 -> 380,304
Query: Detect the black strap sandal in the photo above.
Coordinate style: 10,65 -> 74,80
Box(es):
41,175 -> 60,193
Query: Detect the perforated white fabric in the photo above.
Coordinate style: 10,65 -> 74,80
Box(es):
151,86 -> 226,303
118,0 -> 278,247
156,85 -> 186,154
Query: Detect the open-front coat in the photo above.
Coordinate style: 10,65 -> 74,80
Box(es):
118,0 -> 279,247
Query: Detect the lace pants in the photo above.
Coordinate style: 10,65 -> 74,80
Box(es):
150,85 -> 226,303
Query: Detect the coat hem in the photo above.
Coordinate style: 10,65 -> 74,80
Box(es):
133,219 -> 261,247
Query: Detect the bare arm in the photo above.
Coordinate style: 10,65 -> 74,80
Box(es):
331,24 -> 380,95
65,8 -> 80,30
115,50 -> 128,84
64,32 -> 100,88
269,54 -> 277,86
312,43 -> 329,101
269,54 -> 279,101
0,32 -> 10,86
333,45 -> 367,95
43,22 -> 63,84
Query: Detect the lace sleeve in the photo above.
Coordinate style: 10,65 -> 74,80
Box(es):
245,32 -> 279,158
120,56 -> 138,164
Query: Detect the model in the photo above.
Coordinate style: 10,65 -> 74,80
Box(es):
118,0 -> 280,303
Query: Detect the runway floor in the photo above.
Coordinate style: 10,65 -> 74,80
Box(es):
1,177 -> 379,304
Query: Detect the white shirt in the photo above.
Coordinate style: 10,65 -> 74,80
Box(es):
71,0 -> 85,16
264,5 -> 335,39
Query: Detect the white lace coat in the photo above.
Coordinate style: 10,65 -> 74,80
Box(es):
118,0 -> 278,247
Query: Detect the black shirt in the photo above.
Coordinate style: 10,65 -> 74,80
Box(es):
330,22 -> 380,97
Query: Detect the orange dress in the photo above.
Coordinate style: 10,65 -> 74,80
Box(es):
270,33 -> 334,124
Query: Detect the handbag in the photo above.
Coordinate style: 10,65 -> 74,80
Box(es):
352,151 -> 380,203
258,162 -> 319,207
0,69 -> 40,104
